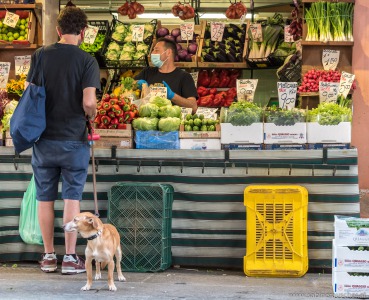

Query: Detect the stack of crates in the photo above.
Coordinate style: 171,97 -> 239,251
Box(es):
333,215 -> 369,297
243,185 -> 308,277
108,183 -> 174,272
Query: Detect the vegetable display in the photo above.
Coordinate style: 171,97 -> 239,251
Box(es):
158,117 -> 181,132
201,24 -> 246,63
197,87 -> 236,107
265,107 -> 306,125
117,0 -> 145,19
197,69 -> 240,88
308,102 -> 352,125
7,75 -> 26,97
0,90 -> 10,122
226,101 -> 263,126
248,25 -> 282,59
225,1 -> 247,20
182,114 -> 218,132
305,2 -> 354,42
171,2 -> 195,20
79,33 -> 105,54
0,10 -> 30,43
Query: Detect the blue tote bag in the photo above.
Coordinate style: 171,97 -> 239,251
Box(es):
10,48 -> 46,154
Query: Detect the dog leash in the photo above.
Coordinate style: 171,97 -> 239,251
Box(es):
87,118 -> 100,217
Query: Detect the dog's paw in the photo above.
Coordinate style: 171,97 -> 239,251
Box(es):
95,272 -> 101,280
108,284 -> 117,292
118,275 -> 126,282
81,284 -> 91,291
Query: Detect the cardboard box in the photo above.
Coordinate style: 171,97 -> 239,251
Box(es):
333,239 -> 369,272
307,122 -> 351,143
308,143 -> 350,149
220,123 -> 263,144
335,215 -> 369,246
263,123 -> 307,144
93,137 -> 132,149
333,271 -> 369,298
264,144 -> 307,150
222,144 -> 263,150
180,138 -> 221,150
95,124 -> 132,138
179,124 -> 220,139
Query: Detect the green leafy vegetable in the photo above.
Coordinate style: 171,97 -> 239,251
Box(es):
79,33 -> 105,54
132,117 -> 159,131
226,102 -> 263,126
265,106 -> 306,125
308,103 -> 352,125
139,103 -> 159,118
158,105 -> 181,118
149,96 -> 171,107
158,117 -> 181,132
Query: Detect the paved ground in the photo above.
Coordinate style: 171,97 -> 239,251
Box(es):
0,263 -> 349,300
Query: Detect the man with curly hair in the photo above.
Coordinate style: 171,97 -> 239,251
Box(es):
26,7 -> 100,274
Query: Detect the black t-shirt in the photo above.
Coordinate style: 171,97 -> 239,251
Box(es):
27,43 -> 100,141
134,67 -> 198,99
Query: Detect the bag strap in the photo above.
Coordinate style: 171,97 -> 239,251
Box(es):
28,47 -> 45,87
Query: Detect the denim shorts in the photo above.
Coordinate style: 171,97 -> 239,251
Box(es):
31,139 -> 90,201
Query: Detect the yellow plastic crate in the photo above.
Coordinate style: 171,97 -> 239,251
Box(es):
244,185 -> 308,277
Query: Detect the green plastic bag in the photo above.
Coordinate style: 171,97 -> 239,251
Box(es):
19,175 -> 43,245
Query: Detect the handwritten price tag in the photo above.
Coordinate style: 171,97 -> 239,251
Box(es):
277,82 -> 298,110
210,22 -> 225,42
180,23 -> 194,41
132,25 -> 144,42
322,49 -> 340,71
237,79 -> 258,102
338,71 -> 355,99
84,25 -> 99,45
190,72 -> 198,87
15,55 -> 31,76
284,25 -> 294,43
0,62 -> 11,89
149,86 -> 167,99
249,23 -> 262,42
319,81 -> 339,103
4,11 -> 19,28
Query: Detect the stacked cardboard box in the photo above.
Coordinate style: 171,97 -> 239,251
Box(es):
333,215 -> 369,298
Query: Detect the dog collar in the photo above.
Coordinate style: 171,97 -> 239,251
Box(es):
87,229 -> 102,240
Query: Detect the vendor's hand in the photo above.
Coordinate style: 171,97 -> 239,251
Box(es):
136,79 -> 148,90
162,81 -> 175,100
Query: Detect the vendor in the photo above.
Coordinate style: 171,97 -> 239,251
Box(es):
135,37 -> 198,113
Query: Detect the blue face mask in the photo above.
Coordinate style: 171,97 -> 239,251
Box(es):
151,50 -> 168,68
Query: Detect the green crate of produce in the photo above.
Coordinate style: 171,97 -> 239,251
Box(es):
108,182 -> 174,272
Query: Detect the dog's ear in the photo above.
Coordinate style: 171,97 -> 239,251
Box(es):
92,218 -> 100,229
87,218 -> 94,225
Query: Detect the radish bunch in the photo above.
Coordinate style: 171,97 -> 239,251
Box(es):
298,69 -> 341,93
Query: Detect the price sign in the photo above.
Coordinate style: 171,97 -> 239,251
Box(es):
181,107 -> 193,120
322,49 -> 340,71
0,62 -> 11,89
249,23 -> 262,42
132,25 -> 144,42
15,55 -> 31,76
190,72 -> 198,87
4,11 -> 19,28
284,25 -> 294,43
237,79 -> 258,102
196,107 -> 218,120
338,71 -> 355,99
277,82 -> 298,110
180,23 -> 194,41
149,86 -> 167,99
83,25 -> 99,45
319,81 -> 339,103
210,22 -> 225,42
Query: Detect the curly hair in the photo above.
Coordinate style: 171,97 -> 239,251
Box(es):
57,7 -> 87,35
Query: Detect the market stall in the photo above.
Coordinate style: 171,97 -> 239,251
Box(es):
0,147 -> 360,269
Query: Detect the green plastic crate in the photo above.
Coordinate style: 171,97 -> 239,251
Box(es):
108,183 -> 174,272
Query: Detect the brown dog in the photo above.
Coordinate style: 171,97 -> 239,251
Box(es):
63,212 -> 126,291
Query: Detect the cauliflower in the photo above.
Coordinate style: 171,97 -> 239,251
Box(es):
107,42 -> 121,52
144,24 -> 154,33
144,31 -> 152,40
136,43 -> 149,52
133,51 -> 146,60
106,50 -> 119,61
124,34 -> 133,43
114,23 -> 127,34
122,42 -> 136,53
112,31 -> 124,42
119,51 -> 132,61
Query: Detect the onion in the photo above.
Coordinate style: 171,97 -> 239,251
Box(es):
176,43 -> 182,51
171,28 -> 181,38
187,43 -> 197,55
178,49 -> 188,61
174,55 -> 179,62
185,54 -> 193,62
176,35 -> 184,43
156,27 -> 169,38
164,35 -> 176,42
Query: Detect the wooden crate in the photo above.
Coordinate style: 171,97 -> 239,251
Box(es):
179,124 -> 220,139
150,21 -> 206,69
197,21 -> 248,69
94,124 -> 132,138
94,137 -> 133,149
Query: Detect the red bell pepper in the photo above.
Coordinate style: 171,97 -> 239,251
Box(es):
198,70 -> 210,87
98,109 -> 107,116
197,86 -> 209,97
198,94 -> 214,107
117,123 -> 127,129
94,115 -> 101,125
101,115 -> 111,125
209,88 -> 217,95
213,91 -> 227,106
110,93 -> 118,100
110,99 -> 117,106
110,117 -> 119,125
208,70 -> 220,88
102,102 -> 112,111
122,104 -> 130,112
117,98 -> 126,106
219,70 -> 231,88
108,111 -> 116,119
125,111 -> 136,123
101,94 -> 110,102
98,123 -> 107,129
108,124 -> 117,129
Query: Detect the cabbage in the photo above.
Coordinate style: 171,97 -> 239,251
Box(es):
149,95 -> 171,107
158,105 -> 181,118
132,117 -> 159,131
158,117 -> 181,132
139,103 -> 159,118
